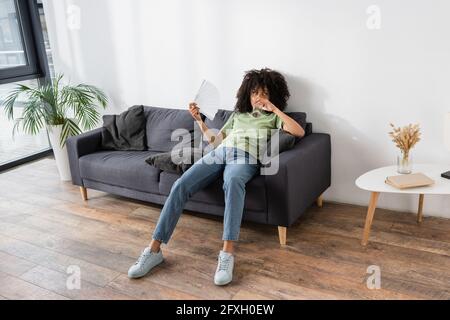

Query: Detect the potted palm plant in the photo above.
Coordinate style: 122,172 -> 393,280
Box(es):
1,74 -> 107,181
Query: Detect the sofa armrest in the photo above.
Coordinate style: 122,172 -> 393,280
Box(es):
264,133 -> 331,226
66,128 -> 104,186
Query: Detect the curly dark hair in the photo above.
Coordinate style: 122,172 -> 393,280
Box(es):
234,68 -> 290,113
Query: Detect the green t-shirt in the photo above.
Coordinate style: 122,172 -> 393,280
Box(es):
217,109 -> 284,161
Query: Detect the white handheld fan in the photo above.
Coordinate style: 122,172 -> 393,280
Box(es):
194,80 -> 221,121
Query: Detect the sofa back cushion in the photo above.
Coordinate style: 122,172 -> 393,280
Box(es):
204,109 -> 233,130
288,112 -> 307,132
205,109 -> 308,132
144,106 -> 310,152
144,106 -> 195,152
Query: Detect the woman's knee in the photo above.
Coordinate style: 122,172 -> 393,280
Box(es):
223,175 -> 245,190
171,177 -> 188,193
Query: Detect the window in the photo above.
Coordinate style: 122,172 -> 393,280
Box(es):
0,0 -> 49,84
0,78 -> 50,167
0,0 -> 27,69
37,0 -> 54,78
0,0 -> 52,171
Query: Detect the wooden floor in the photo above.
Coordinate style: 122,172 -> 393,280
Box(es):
0,158 -> 449,300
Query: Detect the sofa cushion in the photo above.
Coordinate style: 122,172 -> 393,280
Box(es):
159,171 -> 267,212
144,106 -> 195,152
205,108 -> 307,131
101,105 -> 147,151
79,151 -> 161,194
260,129 -> 297,167
145,147 -> 203,175
204,109 -> 233,130
305,122 -> 313,136
287,112 -> 307,131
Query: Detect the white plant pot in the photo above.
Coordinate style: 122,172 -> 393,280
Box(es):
47,125 -> 72,181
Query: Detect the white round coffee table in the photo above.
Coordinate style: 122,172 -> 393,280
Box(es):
355,164 -> 450,246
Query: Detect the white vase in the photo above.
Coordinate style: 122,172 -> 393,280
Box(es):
47,125 -> 72,181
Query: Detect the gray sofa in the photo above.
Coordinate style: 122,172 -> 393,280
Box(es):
67,106 -> 331,244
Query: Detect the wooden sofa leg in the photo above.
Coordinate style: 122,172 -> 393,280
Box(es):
317,194 -> 323,208
80,187 -> 88,201
278,226 -> 287,245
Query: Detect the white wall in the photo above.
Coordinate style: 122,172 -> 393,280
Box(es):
43,0 -> 450,218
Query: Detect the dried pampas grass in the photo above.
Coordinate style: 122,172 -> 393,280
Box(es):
389,123 -> 421,159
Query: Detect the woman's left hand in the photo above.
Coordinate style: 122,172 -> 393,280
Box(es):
256,98 -> 278,113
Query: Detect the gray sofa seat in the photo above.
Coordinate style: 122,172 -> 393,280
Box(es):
159,171 -> 267,212
79,150 -> 161,194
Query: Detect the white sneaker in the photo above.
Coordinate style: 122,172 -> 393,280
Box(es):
128,247 -> 164,279
214,250 -> 234,286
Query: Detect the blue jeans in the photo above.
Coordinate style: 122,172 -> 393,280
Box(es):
153,146 -> 260,244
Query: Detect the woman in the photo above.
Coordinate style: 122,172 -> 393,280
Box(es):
128,68 -> 305,285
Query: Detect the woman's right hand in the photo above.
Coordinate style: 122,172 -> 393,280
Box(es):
189,102 -> 202,122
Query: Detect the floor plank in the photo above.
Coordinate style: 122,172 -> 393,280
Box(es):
0,251 -> 36,277
0,270 -> 68,300
107,274 -> 202,300
0,233 -> 121,287
20,265 -> 134,300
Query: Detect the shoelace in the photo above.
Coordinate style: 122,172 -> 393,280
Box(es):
135,250 -> 150,266
218,256 -> 231,271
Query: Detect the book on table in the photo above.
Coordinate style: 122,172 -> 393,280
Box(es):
385,172 -> 435,189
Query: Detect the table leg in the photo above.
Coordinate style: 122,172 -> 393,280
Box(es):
417,194 -> 424,223
361,192 -> 380,246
